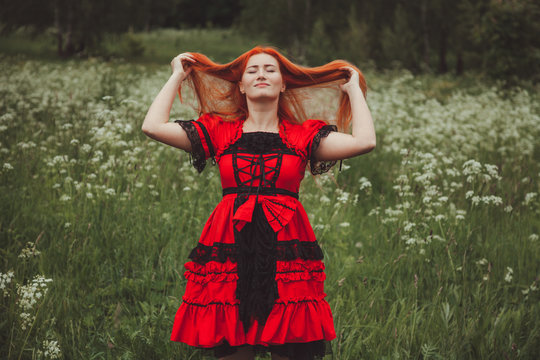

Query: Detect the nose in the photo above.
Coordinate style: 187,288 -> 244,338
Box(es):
257,68 -> 266,78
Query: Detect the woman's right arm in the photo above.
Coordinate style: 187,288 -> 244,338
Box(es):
141,53 -> 195,152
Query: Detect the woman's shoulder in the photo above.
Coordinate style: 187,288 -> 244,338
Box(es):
283,118 -> 332,139
197,113 -> 242,128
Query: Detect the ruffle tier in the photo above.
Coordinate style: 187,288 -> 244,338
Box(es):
171,258 -> 335,348
171,295 -> 335,348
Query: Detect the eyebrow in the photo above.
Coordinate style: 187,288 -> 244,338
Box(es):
246,64 -> 277,69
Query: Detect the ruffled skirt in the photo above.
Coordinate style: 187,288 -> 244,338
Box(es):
170,197 -> 336,359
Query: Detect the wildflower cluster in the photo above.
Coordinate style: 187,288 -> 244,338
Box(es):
19,241 -> 42,259
16,275 -> 53,330
1,270 -> 15,297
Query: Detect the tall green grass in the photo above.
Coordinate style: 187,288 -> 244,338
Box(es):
0,54 -> 539,359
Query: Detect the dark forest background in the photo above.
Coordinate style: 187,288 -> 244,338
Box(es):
1,0 -> 540,83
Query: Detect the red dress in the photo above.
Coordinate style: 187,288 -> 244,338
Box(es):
171,114 -> 338,359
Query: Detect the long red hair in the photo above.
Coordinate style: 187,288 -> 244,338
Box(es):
178,46 -> 367,132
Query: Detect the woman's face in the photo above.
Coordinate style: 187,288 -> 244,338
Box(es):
239,53 -> 285,101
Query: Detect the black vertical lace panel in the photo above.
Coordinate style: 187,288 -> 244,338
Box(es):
174,119 -> 208,173
309,125 -> 338,175
235,202 -> 279,332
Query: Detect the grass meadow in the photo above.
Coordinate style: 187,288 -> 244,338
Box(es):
1,42 -> 539,359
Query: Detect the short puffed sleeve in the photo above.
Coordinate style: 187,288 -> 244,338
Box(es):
174,113 -> 220,173
302,119 -> 339,175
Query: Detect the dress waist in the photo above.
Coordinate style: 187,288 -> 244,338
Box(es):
222,186 -> 299,199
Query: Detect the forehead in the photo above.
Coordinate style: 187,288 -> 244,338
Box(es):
245,53 -> 279,68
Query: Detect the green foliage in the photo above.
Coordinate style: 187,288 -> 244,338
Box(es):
470,0 -> 540,85
1,56 -> 539,359
380,4 -> 419,70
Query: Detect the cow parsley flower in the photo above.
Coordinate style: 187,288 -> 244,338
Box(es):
504,267 -> 513,283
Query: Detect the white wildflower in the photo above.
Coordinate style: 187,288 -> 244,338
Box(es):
320,195 -> 330,204
462,159 -> 482,176
59,194 -> 71,202
484,164 -> 501,180
81,143 -> 92,153
42,339 -> 62,359
435,214 -> 446,222
339,222 -> 350,228
529,234 -> 538,241
3,162 -> 14,171
481,195 -> 503,206
403,221 -> 415,232
465,190 -> 474,199
523,192 -> 537,206
18,242 -> 41,259
1,270 -> 15,297
86,192 -> 94,199
359,177 -> 372,191
162,213 -> 171,221
104,188 -> 116,196
19,312 -> 33,330
504,267 -> 513,283
17,275 -> 53,311
476,258 -> 488,266
336,189 -> 350,203
504,205 -> 513,213
70,139 -> 80,146
368,207 -> 379,216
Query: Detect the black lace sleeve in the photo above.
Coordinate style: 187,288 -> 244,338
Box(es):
174,119 -> 207,173
309,124 -> 338,175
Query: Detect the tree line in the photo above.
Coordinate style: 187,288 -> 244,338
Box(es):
1,0 -> 539,82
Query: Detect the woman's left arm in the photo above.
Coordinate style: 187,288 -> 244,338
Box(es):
315,67 -> 376,161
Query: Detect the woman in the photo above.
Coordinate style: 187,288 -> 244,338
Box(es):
142,46 -> 375,360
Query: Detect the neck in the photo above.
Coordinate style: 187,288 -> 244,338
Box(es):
244,98 -> 280,131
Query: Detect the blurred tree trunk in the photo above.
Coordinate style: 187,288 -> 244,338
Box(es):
456,51 -> 464,75
420,0 -> 431,70
54,0 -> 79,57
438,28 -> 448,73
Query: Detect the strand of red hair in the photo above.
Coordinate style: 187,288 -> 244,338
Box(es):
178,46 -> 367,132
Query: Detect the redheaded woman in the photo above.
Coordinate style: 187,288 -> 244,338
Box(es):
142,46 -> 375,360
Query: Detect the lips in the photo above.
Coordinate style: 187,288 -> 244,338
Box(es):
255,83 -> 270,87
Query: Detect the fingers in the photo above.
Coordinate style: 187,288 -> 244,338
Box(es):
175,52 -> 196,63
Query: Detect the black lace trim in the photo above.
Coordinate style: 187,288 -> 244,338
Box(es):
222,132 -> 297,155
182,298 -> 326,307
174,119 -> 213,173
205,339 -> 334,360
187,239 -> 324,264
309,125 -> 338,175
187,269 -> 323,276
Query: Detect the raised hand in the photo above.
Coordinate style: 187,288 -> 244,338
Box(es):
339,66 -> 361,95
171,53 -> 196,81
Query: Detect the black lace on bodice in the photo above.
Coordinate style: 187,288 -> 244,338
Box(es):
221,131 -> 297,155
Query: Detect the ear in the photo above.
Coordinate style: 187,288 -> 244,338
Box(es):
239,83 -> 245,94
281,83 -> 286,93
